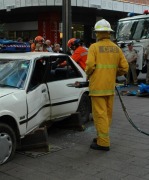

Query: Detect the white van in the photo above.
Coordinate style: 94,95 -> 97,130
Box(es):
116,11 -> 149,74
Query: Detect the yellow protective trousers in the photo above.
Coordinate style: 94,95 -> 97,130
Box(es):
91,95 -> 114,147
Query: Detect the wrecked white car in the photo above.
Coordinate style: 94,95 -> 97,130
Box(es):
0,52 -> 90,165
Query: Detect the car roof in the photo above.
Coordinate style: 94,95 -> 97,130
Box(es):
0,52 -> 67,60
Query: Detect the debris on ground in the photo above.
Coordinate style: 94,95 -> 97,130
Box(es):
116,83 -> 149,97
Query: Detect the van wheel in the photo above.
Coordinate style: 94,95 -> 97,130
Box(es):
77,94 -> 91,125
0,123 -> 16,165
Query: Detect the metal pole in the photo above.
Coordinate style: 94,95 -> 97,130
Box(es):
62,0 -> 72,53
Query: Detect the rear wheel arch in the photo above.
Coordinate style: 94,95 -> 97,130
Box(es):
77,92 -> 91,124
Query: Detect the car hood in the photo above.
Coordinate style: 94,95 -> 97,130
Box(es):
0,88 -> 20,98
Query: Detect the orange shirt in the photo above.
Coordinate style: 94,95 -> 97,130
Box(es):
71,46 -> 88,70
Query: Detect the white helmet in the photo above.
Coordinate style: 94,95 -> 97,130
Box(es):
94,19 -> 113,32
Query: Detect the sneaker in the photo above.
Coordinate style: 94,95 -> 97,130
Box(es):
90,142 -> 110,151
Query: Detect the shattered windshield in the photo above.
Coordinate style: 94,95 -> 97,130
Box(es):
0,59 -> 30,88
116,18 -> 149,41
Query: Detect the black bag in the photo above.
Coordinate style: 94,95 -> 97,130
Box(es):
141,64 -> 147,73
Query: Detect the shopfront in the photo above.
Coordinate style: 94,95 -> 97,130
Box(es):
0,0 -> 148,46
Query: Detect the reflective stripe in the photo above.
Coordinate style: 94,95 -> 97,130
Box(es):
97,133 -> 109,138
95,25 -> 111,31
96,64 -> 117,69
90,90 -> 115,94
80,51 -> 88,56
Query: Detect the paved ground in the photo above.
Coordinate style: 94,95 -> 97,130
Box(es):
1,78 -> 149,180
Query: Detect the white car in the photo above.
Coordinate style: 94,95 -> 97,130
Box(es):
0,52 -> 90,165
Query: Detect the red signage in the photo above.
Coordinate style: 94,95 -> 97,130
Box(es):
117,0 -> 149,5
38,12 -> 60,44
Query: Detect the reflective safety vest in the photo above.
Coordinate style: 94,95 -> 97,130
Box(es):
85,39 -> 129,96
71,46 -> 88,70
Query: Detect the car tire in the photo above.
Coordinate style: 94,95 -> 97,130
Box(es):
0,123 -> 16,165
77,93 -> 91,124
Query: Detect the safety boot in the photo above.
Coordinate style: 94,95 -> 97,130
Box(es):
93,138 -> 97,143
90,142 -> 110,151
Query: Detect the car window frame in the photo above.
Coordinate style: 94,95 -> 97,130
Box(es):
45,55 -> 83,83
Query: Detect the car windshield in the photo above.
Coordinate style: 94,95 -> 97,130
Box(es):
0,59 -> 30,88
116,18 -> 149,41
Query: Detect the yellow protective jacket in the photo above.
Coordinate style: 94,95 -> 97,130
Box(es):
85,39 -> 129,96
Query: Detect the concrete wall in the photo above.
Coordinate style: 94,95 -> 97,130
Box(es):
1,0 -> 149,14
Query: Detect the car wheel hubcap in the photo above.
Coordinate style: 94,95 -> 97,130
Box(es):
0,133 -> 12,164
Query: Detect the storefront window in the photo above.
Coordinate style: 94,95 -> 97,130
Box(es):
72,24 -> 84,39
8,30 -> 38,41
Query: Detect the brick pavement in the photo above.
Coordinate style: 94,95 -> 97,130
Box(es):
1,85 -> 149,180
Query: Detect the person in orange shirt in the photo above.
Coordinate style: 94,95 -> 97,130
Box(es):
31,36 -> 45,52
67,38 -> 88,70
31,42 -> 35,52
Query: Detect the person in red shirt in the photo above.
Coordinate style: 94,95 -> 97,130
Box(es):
67,38 -> 88,70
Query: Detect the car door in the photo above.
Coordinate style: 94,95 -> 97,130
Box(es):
45,55 -> 84,119
26,59 -> 50,132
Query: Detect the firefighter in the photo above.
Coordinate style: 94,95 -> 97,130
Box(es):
85,19 -> 129,151
67,38 -> 88,70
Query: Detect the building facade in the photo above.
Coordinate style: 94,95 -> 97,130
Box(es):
0,0 -> 149,46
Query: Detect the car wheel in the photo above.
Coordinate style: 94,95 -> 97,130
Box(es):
0,123 -> 16,165
77,93 -> 91,124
